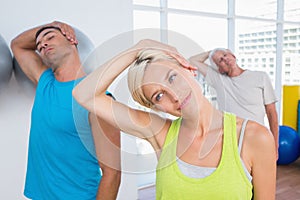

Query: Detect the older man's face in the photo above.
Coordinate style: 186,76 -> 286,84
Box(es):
212,50 -> 236,75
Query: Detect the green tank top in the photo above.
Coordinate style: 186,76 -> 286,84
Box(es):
156,112 -> 252,200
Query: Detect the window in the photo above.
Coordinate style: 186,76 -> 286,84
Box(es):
236,0 -> 277,19
134,10 -> 160,30
168,14 -> 227,50
168,0 -> 227,14
133,0 -> 159,6
284,0 -> 300,22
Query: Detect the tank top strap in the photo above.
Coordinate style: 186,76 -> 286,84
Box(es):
222,112 -> 238,164
163,117 -> 182,148
223,112 -> 236,150
238,119 -> 249,154
157,117 -> 182,170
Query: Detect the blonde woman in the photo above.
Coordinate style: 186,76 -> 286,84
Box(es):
73,39 -> 276,200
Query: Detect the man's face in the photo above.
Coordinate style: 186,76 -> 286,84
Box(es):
212,50 -> 236,75
35,28 -> 73,68
36,28 -> 62,54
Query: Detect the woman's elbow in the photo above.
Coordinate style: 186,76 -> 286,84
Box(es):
72,87 -> 80,101
72,87 -> 87,107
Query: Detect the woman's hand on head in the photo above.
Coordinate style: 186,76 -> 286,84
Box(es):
134,39 -> 196,73
167,52 -> 196,72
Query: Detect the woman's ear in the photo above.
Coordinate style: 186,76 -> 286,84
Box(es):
152,103 -> 160,111
152,103 -> 165,113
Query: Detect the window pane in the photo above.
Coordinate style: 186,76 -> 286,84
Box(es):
134,10 -> 160,29
283,24 -> 300,85
236,0 -> 277,19
236,19 -> 277,85
168,14 -> 226,108
168,14 -> 227,51
285,0 -> 300,22
133,0 -> 160,7
168,0 -> 227,14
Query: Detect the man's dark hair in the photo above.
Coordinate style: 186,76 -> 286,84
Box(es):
35,26 -> 62,40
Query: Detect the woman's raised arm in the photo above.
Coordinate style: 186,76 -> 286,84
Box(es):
72,39 -> 183,141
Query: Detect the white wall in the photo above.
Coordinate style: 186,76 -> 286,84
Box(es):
0,0 -> 132,46
0,0 -> 140,199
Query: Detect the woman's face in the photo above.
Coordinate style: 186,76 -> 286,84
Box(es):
142,60 -> 196,117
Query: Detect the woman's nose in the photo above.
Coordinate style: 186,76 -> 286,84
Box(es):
170,91 -> 179,103
172,96 -> 179,103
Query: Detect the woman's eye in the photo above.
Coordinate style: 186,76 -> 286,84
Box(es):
155,93 -> 164,102
168,74 -> 176,83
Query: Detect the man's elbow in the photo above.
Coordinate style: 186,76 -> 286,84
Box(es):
113,170 -> 121,185
102,167 -> 121,186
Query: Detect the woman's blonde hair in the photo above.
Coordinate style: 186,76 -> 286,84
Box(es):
127,49 -> 178,108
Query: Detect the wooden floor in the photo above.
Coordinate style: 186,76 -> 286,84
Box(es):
276,157 -> 300,199
138,158 -> 300,200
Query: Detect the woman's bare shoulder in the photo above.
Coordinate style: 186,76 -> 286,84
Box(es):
243,120 -> 276,159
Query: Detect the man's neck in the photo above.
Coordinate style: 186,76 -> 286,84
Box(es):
228,64 -> 245,77
52,52 -> 86,82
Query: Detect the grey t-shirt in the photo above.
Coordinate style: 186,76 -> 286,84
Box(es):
205,68 -> 277,125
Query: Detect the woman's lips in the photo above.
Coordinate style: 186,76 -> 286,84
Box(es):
178,92 -> 191,110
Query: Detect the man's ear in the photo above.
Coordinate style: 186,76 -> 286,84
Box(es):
231,53 -> 236,59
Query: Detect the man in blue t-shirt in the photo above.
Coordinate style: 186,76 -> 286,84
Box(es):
11,21 -> 121,200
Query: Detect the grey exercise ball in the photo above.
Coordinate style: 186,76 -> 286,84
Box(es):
13,27 -> 95,96
0,34 -> 13,92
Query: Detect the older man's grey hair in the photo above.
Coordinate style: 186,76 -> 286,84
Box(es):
208,48 -> 234,70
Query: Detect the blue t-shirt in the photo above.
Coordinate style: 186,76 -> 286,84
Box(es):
24,69 -> 101,200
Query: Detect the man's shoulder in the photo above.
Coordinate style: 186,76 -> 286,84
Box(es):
35,68 -> 54,89
245,69 -> 267,76
38,68 -> 53,81
241,70 -> 268,80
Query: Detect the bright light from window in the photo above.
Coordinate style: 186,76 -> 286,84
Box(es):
236,0 -> 277,19
168,0 -> 227,14
168,13 -> 227,50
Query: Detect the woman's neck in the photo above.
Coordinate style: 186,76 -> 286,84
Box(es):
177,98 -> 224,161
181,97 -> 222,138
